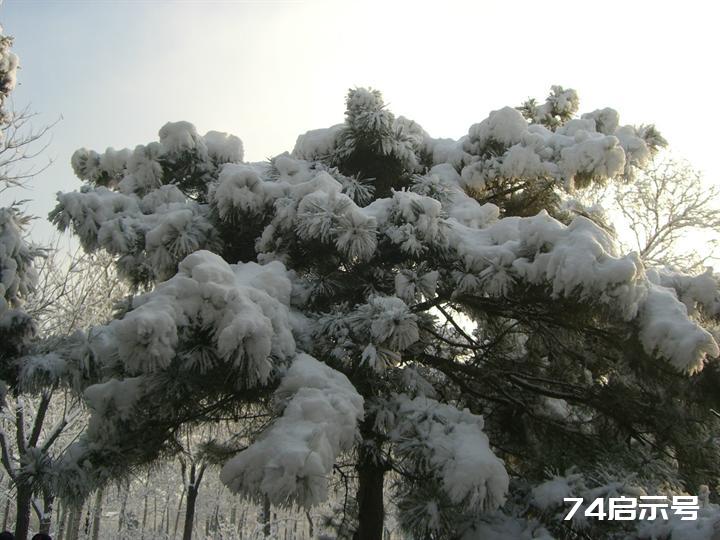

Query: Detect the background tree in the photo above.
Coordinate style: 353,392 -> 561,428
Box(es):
0,21 -> 54,540
587,156 -> 720,272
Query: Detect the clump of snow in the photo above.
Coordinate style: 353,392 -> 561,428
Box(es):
0,27 -> 19,121
520,86 -> 579,129
120,143 -> 165,194
0,208 -> 39,312
213,164 -> 272,219
204,130 -> 244,163
334,210 -> 378,261
17,352 -> 68,391
70,148 -> 103,182
158,121 -> 206,155
581,108 -> 620,135
465,107 -> 529,154
638,284 -> 719,373
84,377 -> 144,424
531,473 -> 584,511
391,395 -> 509,512
558,135 -> 626,189
220,353 -> 364,507
424,137 -> 469,170
292,124 -> 343,161
647,267 -> 720,318
104,250 -> 297,379
395,268 -> 438,303
349,295 -> 420,354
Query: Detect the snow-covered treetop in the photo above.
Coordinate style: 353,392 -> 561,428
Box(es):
50,87 -> 720,534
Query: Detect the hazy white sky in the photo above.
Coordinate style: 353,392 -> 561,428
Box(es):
2,0 -> 719,244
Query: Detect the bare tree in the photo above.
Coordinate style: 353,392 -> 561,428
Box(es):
26,245 -> 128,337
611,155 -> 720,271
0,105 -> 56,195
0,19 -> 63,540
573,154 -> 720,273
0,248 -> 126,539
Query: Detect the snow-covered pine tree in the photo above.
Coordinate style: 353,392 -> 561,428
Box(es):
0,24 -> 39,387
49,86 -> 720,539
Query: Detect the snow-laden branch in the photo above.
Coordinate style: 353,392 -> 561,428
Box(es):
390,395 -> 509,513
220,354 -> 364,508
93,250 -> 298,381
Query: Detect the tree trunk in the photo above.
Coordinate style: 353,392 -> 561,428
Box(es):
354,447 -> 385,540
141,483 -> 149,540
173,486 -> 186,539
91,488 -> 103,540
261,494 -> 271,538
83,499 -> 92,538
56,501 -> 67,540
39,491 -> 54,534
66,504 -> 82,540
182,462 -> 205,540
182,483 -> 198,540
2,478 -> 12,531
163,502 -> 169,537
118,484 -> 129,533
238,507 -> 246,539
14,484 -> 32,540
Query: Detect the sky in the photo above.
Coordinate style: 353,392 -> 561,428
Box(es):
1,0 -> 719,245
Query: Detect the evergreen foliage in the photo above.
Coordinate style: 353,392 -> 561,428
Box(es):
45,85 -> 720,539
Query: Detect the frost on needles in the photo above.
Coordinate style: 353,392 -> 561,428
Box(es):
44,86 -> 720,539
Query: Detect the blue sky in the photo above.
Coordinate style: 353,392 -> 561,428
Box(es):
2,0 -> 719,244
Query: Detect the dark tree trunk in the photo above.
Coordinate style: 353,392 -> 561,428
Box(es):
261,495 -> 271,538
2,478 -> 12,531
353,407 -> 387,540
14,484 -> 32,540
91,488 -> 103,540
118,483 -> 129,533
182,462 -> 205,540
141,478 -> 149,540
182,483 -> 198,540
354,451 -> 385,540
83,501 -> 91,538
